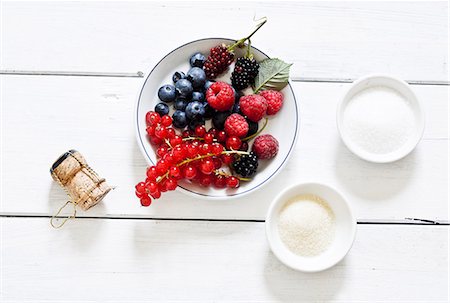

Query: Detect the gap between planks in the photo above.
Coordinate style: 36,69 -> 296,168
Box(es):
0,70 -> 449,86
0,214 -> 448,226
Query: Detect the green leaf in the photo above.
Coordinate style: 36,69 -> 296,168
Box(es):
253,58 -> 292,93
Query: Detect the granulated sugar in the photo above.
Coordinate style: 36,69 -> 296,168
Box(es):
278,194 -> 335,257
343,86 -> 415,154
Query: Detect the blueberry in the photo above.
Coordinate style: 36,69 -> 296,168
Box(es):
204,80 -> 215,91
212,111 -> 231,130
158,84 -> 176,103
203,103 -> 215,120
232,102 -> 241,114
187,67 -> 206,89
174,98 -> 189,111
188,117 -> 205,131
172,110 -> 188,129
155,102 -> 170,116
192,91 -> 205,102
234,89 -> 244,103
172,71 -> 186,83
247,119 -> 259,137
175,79 -> 193,98
185,101 -> 205,120
189,52 -> 206,68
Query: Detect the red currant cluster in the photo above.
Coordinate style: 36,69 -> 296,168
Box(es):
135,111 -> 250,206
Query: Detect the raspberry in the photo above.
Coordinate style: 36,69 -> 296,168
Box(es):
259,90 -> 283,115
203,45 -> 234,79
206,81 -> 235,111
231,57 -> 259,90
252,134 -> 279,159
224,113 -> 249,138
239,94 -> 267,122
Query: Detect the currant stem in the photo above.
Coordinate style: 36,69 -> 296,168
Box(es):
227,17 -> 267,52
246,39 -> 252,58
214,169 -> 251,182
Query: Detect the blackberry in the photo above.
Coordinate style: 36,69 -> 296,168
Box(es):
203,45 -> 235,79
231,57 -> 259,90
203,18 -> 267,79
232,152 -> 258,178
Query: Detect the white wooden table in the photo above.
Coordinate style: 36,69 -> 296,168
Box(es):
1,2 -> 449,302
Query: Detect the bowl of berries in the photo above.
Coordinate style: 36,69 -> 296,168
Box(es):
135,20 -> 299,205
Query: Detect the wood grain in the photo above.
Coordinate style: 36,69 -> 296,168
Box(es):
1,218 -> 448,302
1,76 -> 448,221
1,1 -> 448,81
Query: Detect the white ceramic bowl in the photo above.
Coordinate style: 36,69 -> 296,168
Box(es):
135,38 -> 299,199
337,74 -> 425,163
266,182 -> 356,272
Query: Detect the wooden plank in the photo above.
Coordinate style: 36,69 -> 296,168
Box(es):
1,75 -> 448,221
1,218 -> 448,302
1,1 -> 448,81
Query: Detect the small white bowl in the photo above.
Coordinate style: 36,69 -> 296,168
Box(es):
337,74 -> 425,163
266,182 -> 356,272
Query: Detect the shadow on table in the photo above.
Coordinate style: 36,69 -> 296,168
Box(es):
334,139 -> 417,201
47,182 -> 106,250
264,250 -> 346,301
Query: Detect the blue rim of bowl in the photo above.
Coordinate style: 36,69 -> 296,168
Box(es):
136,37 -> 299,198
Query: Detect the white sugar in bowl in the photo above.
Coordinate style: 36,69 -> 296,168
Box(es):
337,74 -> 425,163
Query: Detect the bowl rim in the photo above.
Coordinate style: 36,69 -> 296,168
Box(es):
134,37 -> 300,200
336,74 -> 425,163
265,182 -> 357,272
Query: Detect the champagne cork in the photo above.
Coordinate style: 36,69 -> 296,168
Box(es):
50,150 -> 111,211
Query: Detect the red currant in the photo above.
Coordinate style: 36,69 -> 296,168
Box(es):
221,154 -> 235,165
199,174 -> 213,187
239,141 -> 249,151
200,159 -> 215,175
226,176 -> 240,188
150,189 -> 161,199
211,143 -> 224,155
146,125 -> 156,136
156,145 -> 169,158
140,195 -> 152,206
135,190 -> 144,198
166,127 -> 176,139
156,159 -> 169,174
226,136 -> 241,150
213,175 -> 226,188
199,143 -> 211,155
159,179 -> 168,192
155,126 -> 168,139
187,143 -> 199,158
165,178 -> 178,191
204,133 -> 214,144
146,111 -> 160,126
145,181 -> 159,195
208,127 -> 218,138
195,125 -> 207,137
172,146 -> 186,162
183,165 -> 197,180
161,115 -> 172,127
217,130 -> 227,143
169,166 -> 181,179
170,135 -> 183,147
146,166 -> 158,180
135,182 -> 146,193
162,152 -> 175,165
212,157 -> 222,169
150,136 -> 163,146
182,130 -> 192,138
